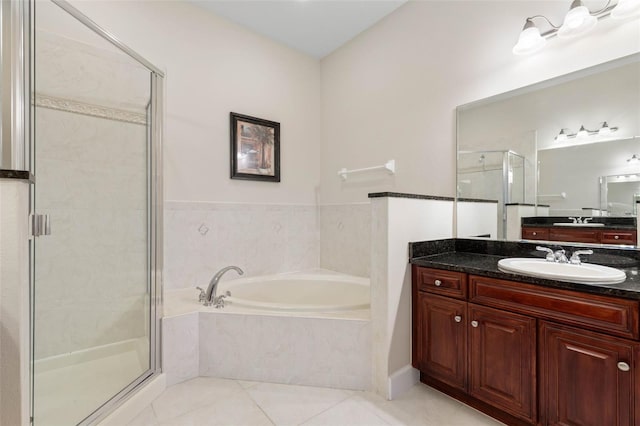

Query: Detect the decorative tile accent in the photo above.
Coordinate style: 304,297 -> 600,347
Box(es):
164,202 -> 320,290
35,94 -> 147,125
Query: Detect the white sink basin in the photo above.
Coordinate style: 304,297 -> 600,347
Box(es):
552,223 -> 605,227
497,258 -> 626,285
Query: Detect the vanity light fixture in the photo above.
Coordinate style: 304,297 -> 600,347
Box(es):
513,0 -> 637,55
628,154 -> 640,164
554,122 -> 618,141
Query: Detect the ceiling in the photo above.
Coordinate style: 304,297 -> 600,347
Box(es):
188,0 -> 407,58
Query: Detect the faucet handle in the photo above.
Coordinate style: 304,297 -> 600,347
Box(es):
568,217 -> 577,223
536,246 -> 555,262
570,249 -> 593,265
583,217 -> 593,224
196,286 -> 206,303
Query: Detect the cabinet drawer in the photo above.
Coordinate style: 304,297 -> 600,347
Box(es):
415,266 -> 467,299
522,227 -> 549,240
601,230 -> 637,245
549,228 -> 599,243
469,275 -> 639,339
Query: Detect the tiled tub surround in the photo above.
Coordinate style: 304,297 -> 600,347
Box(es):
164,201 -> 320,290
319,203 -> 371,277
162,271 -> 372,390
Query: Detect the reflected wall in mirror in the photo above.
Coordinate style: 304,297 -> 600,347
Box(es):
456,54 -> 640,247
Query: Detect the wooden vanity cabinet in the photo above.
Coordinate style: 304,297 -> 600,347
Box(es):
539,321 -> 639,426
412,265 -> 640,426
414,292 -> 467,391
521,226 -> 637,245
468,304 -> 537,423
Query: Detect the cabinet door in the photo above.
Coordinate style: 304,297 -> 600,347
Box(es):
540,321 -> 639,426
468,303 -> 537,423
416,292 -> 467,391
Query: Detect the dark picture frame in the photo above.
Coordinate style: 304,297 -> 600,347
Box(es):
230,112 -> 280,182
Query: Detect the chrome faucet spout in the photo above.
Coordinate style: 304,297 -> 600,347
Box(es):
203,266 -> 244,306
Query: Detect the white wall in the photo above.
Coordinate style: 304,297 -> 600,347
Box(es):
63,0 -> 325,286
0,180 -> 30,426
68,0 -> 322,205
320,1 -> 640,205
371,197 -> 453,398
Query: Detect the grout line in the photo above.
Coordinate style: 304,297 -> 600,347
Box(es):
240,383 -> 277,426
292,390 -> 354,426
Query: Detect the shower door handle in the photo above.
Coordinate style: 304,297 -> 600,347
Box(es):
31,214 -> 51,237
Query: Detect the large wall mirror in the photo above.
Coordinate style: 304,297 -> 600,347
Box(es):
456,53 -> 640,247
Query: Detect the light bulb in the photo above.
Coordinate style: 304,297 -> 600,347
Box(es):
513,20 -> 547,55
558,1 -> 598,38
612,0 -> 640,19
576,125 -> 589,138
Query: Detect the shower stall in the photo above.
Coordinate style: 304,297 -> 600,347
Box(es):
457,150 -> 525,239
2,1 -> 163,424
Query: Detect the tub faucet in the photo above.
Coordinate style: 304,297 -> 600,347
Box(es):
197,266 -> 244,307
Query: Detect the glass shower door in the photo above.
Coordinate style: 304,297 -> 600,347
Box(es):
32,2 -> 160,424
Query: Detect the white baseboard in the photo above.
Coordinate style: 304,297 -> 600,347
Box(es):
387,365 -> 419,400
97,373 -> 166,426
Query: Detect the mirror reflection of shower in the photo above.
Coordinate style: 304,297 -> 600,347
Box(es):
457,150 -> 528,239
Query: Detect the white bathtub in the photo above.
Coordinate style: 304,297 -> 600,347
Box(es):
162,271 -> 372,390
218,273 -> 370,312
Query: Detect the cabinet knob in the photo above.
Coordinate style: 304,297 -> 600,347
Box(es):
471,320 -> 479,328
532,232 -> 537,236
614,235 -> 620,240
454,315 -> 462,323
618,362 -> 630,372
434,279 -> 442,286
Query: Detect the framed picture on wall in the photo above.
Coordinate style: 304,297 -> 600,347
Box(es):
230,112 -> 280,182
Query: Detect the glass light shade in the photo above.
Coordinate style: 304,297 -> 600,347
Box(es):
555,129 -> 568,142
611,0 -> 640,19
598,122 -> 611,135
513,26 -> 547,55
558,5 -> 598,38
576,125 -> 589,138
628,154 -> 640,164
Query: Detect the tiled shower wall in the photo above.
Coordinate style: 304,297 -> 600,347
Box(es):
164,202 -> 320,290
34,32 -> 150,359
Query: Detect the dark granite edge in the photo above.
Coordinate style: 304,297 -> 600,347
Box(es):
521,224 -> 637,230
457,197 -> 499,203
411,256 -> 640,300
368,192 -> 454,201
0,169 -> 34,182
505,203 -> 550,207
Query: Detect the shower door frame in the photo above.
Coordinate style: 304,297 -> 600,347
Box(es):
27,1 -> 165,424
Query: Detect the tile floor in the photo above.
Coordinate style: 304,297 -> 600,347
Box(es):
127,378 -> 505,426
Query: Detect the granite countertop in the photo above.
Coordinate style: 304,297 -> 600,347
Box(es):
409,239 -> 640,300
523,223 -> 637,230
522,216 -> 637,231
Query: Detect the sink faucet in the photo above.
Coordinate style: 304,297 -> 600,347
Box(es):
570,249 -> 593,265
197,266 -> 244,307
554,249 -> 568,263
568,217 -> 583,224
537,246 -> 568,263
